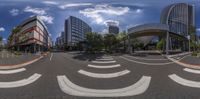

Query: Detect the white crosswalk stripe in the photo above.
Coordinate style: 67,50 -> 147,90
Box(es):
57,75 -> 151,97
0,73 -> 41,88
169,74 -> 200,88
78,69 -> 130,78
92,60 -> 116,64
0,68 -> 26,74
88,64 -> 121,69
183,68 -> 200,74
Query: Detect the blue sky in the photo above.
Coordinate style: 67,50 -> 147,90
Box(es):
0,0 -> 199,43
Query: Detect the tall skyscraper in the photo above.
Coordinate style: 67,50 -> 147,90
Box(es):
62,16 -> 92,50
107,21 -> 119,34
109,26 -> 119,35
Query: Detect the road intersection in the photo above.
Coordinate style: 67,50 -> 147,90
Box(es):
0,52 -> 200,99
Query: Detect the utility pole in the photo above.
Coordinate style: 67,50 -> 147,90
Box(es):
187,35 -> 190,52
166,32 -> 169,55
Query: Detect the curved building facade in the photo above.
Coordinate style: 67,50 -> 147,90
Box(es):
128,3 -> 195,54
160,3 -> 195,37
9,16 -> 52,52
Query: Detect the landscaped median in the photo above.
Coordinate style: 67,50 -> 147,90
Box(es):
167,52 -> 200,69
0,52 -> 49,69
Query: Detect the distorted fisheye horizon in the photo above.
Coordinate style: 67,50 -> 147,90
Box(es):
1,1 -> 200,99
0,0 -> 199,42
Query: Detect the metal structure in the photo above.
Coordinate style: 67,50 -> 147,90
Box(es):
128,3 -> 195,54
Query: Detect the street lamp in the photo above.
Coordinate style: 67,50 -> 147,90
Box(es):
187,35 -> 191,52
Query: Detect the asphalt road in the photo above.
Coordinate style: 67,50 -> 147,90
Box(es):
0,52 -> 200,99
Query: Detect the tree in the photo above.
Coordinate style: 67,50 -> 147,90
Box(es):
7,26 -> 22,51
189,25 -> 198,51
0,36 -> 2,42
104,34 -> 118,53
116,32 -> 127,52
0,36 -> 2,50
85,32 -> 104,53
12,26 -> 21,34
156,38 -> 165,50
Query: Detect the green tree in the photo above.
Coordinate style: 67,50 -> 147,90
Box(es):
0,36 -> 2,50
85,32 -> 103,53
0,36 -> 2,42
156,38 -> 165,50
189,25 -> 197,51
116,32 -> 127,52
104,34 -> 118,53
12,26 -> 21,34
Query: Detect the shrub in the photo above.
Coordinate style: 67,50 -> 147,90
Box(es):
191,51 -> 197,56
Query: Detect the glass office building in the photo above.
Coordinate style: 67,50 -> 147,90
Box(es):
161,3 -> 195,37
65,16 -> 92,49
128,3 -> 195,54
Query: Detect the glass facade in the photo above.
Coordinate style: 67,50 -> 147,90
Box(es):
67,16 -> 92,46
161,3 -> 195,37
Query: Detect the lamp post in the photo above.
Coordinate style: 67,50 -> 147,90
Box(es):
187,35 -> 190,52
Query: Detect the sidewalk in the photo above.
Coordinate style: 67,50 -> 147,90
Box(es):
180,56 -> 200,65
0,51 -> 48,69
167,52 -> 200,69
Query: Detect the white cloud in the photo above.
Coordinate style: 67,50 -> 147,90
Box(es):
104,20 -> 119,26
3,38 -> 6,41
59,3 -> 92,9
0,27 -> 5,32
24,6 -> 54,24
24,6 -> 47,15
197,28 -> 200,32
9,9 -> 19,16
49,33 -> 52,37
42,1 -> 59,5
79,4 -> 129,24
136,9 -> 142,13
38,15 -> 54,24
101,29 -> 108,34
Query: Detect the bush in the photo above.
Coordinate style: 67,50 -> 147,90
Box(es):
14,51 -> 22,55
191,51 -> 198,56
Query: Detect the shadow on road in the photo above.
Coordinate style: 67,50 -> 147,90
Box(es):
72,52 -> 105,61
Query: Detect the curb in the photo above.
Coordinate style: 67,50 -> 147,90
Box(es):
0,52 -> 49,70
167,54 -> 200,69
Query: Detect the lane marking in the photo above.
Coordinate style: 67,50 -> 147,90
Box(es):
183,68 -> 200,74
50,53 -> 53,61
125,55 -> 168,61
98,56 -> 113,59
96,58 -> 113,61
57,75 -> 151,97
120,56 -> 174,65
92,60 -> 116,64
0,73 -> 41,88
78,69 -> 130,78
88,64 -> 121,69
169,74 -> 200,88
0,68 -> 26,74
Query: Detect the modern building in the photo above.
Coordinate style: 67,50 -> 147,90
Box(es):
107,21 -> 119,34
8,16 -> 52,53
128,3 -> 195,54
65,16 -> 92,49
56,16 -> 92,50
55,31 -> 65,50
109,26 -> 119,35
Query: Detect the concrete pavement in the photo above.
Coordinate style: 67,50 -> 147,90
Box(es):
0,52 -> 200,99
